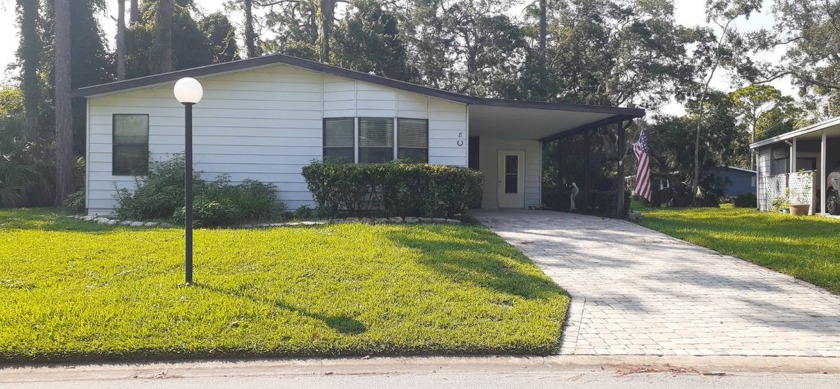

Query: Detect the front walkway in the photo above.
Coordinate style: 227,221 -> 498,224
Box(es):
474,210 -> 840,357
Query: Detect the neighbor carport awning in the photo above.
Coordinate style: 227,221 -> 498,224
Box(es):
468,100 -> 644,141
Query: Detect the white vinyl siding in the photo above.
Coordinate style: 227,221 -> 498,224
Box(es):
478,138 -> 541,209
87,65 -> 324,214
85,64 -> 468,215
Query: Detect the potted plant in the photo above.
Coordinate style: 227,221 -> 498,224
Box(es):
771,197 -> 789,213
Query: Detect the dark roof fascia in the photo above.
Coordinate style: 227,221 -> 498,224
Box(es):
70,54 -> 474,102
473,98 -> 645,118
539,114 -> 636,143
70,54 -> 646,119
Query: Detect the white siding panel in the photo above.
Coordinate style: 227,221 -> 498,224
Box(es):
479,138 -> 541,209
87,64 -> 321,213
85,64 -> 470,214
427,99 -> 468,166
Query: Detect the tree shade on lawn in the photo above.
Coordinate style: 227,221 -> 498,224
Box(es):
639,206 -> 840,294
0,209 -> 569,363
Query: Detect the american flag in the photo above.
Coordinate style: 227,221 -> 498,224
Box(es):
633,127 -> 652,201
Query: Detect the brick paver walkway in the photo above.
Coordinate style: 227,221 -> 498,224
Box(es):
474,210 -> 840,357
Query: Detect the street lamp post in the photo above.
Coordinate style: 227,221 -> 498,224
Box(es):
174,77 -> 203,286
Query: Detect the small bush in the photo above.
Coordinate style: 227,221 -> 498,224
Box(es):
302,161 -> 483,218
733,193 -> 757,208
116,155 -> 284,227
173,197 -> 241,228
62,190 -> 86,214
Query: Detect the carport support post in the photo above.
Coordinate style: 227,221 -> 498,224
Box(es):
822,130 -> 827,214
615,122 -> 626,218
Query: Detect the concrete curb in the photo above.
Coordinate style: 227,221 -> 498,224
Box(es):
1,355 -> 838,383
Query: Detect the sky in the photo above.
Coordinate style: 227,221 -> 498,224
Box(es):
0,0 -> 792,115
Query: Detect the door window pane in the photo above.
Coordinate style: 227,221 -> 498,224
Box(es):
505,155 -> 518,174
504,155 -> 519,194
505,175 -> 518,194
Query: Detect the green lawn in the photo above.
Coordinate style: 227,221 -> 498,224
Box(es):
0,209 -> 568,363
638,206 -> 840,294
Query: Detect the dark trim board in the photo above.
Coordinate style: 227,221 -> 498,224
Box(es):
71,54 -> 645,119
539,115 -> 634,143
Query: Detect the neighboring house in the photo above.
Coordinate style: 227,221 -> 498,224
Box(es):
750,116 -> 840,214
72,54 -> 645,215
709,166 -> 756,197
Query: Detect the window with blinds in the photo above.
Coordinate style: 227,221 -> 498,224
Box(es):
322,117 -> 430,164
323,118 -> 355,163
112,114 -> 149,175
398,119 -> 428,163
359,118 -> 394,163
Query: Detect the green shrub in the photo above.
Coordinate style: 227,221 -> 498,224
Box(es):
302,161 -> 483,218
62,190 -> 86,214
172,197 -> 241,228
116,155 -> 284,227
295,205 -> 315,219
733,193 -> 757,208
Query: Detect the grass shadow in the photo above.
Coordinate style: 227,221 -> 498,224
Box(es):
385,226 -> 567,301
196,283 -> 367,335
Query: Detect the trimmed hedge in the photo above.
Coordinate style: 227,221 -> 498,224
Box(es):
302,161 -> 483,218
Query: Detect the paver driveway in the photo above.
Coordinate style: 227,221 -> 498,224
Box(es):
474,210 -> 840,357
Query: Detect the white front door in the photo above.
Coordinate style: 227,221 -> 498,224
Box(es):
498,150 -> 525,208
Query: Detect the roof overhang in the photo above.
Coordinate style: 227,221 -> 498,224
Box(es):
469,104 -> 638,141
750,117 -> 840,149
71,53 -> 645,137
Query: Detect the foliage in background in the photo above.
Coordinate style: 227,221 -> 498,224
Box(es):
302,161 -> 483,218
542,128 -> 630,215
115,156 -> 285,227
747,0 -> 840,121
732,192 -> 757,208
0,208 -> 570,362
0,116 -> 54,208
638,91 -> 742,207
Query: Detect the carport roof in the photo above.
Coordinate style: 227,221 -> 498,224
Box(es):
750,116 -> 840,149
71,53 -> 644,140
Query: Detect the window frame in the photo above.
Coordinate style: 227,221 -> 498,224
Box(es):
112,113 -> 150,176
358,117 -> 395,164
397,118 -> 429,164
321,117 -> 432,164
322,117 -> 356,164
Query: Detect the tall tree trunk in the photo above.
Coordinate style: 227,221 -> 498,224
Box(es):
130,0 -> 140,24
116,0 -> 126,80
539,0 -> 547,66
17,0 -> 41,138
319,0 -> 333,62
244,0 -> 258,58
54,0 -> 73,205
157,0 -> 174,72
692,20 -> 732,206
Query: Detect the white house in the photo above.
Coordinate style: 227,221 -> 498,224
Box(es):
72,54 -> 644,215
750,116 -> 840,215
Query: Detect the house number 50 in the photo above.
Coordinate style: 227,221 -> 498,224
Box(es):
457,132 -> 464,147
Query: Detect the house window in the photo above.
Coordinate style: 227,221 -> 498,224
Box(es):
112,114 -> 149,175
771,146 -> 788,176
359,118 -> 394,163
323,118 -> 355,163
397,119 -> 428,163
